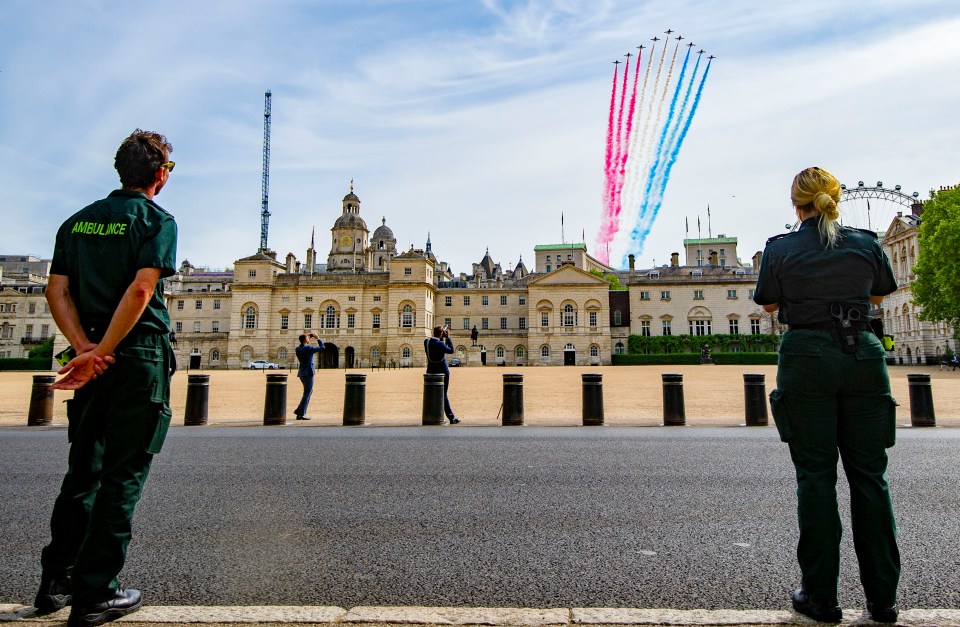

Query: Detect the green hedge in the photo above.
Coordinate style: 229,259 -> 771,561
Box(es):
0,358 -> 52,371
627,333 -> 779,354
612,352 -> 778,366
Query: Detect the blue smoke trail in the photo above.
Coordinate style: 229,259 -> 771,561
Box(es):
621,48 -> 690,265
634,60 -> 713,248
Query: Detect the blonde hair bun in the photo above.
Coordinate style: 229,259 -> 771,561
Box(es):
814,191 -> 839,220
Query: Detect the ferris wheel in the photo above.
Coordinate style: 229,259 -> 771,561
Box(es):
838,180 -> 921,237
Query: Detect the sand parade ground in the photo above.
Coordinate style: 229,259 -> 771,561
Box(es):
1,364 -> 957,428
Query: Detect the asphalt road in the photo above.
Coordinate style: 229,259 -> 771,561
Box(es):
1,426 -> 958,610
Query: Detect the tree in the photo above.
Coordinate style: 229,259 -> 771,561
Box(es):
913,186 -> 960,328
28,336 -> 55,360
588,268 -> 626,290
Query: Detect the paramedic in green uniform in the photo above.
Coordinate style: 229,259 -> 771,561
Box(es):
754,167 -> 899,624
34,129 -> 178,627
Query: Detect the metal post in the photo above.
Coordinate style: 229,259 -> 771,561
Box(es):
907,373 -> 935,427
184,373 -> 210,426
582,373 -> 604,426
422,373 -> 446,426
263,373 -> 288,425
502,373 -> 524,426
343,373 -> 366,426
661,373 -> 686,426
27,374 -> 56,426
743,373 -> 769,426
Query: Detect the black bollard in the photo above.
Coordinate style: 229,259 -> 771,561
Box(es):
422,373 -> 446,425
582,373 -> 604,426
263,373 -> 288,426
184,373 -> 210,426
27,374 -> 56,426
907,373 -> 936,427
661,373 -> 686,426
343,373 -> 366,426
743,373 -> 769,426
502,374 -> 524,426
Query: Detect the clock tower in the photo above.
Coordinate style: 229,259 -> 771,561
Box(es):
328,180 -> 370,272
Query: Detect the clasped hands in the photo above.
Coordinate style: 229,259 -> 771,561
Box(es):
53,342 -> 116,390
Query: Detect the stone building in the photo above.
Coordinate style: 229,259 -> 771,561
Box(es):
0,254 -> 52,359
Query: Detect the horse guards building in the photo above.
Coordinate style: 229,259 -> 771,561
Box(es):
0,185 -> 954,369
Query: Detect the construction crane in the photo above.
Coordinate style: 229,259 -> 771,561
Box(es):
258,90 -> 272,253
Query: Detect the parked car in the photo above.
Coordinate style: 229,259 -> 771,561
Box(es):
449,357 -> 462,367
248,359 -> 280,370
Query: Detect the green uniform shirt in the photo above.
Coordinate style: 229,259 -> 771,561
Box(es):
50,189 -> 178,335
754,217 -> 896,325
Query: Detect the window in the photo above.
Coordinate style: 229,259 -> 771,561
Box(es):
212,321 -> 220,332
373,295 -> 381,302
211,349 -> 220,362
500,295 -> 508,306
175,321 -> 183,333
500,317 -> 508,330
694,290 -> 704,300
615,342 -> 625,354
727,289 -> 737,299
463,317 -> 470,329
464,296 -> 471,306
39,324 -> 48,338
43,303 -> 49,313
177,300 -> 184,310
305,296 -> 313,302
541,345 -> 550,358
193,321 -> 201,332
280,314 -> 289,330
195,300 -> 202,310
278,347 -> 288,361
516,346 -> 525,359
662,320 -> 672,335
25,324 -> 33,338
324,306 -> 338,329
729,319 -> 739,334
748,289 -> 756,299
546,255 -> 551,261
404,267 -> 412,276
640,291 -> 650,300
213,299 -> 221,310
562,304 -> 576,327
541,312 -> 549,327
641,320 -> 651,336
445,296 -> 452,306
661,291 -> 670,300
519,317 -> 526,330
347,313 -> 355,328
348,296 -> 356,302
372,313 -> 381,329
546,265 -> 551,272
371,347 -> 381,361
690,320 -> 711,335
613,310 -> 622,325
0,324 -> 11,339
481,317 -> 489,330
482,295 -> 489,306
242,347 -> 252,361
590,345 -> 599,357
401,305 -> 413,328
519,296 -> 526,305
496,346 -> 505,359
751,319 -> 762,334
304,314 -> 313,329
402,346 -> 411,358
589,311 -> 598,327
248,269 -> 256,278
244,307 -> 257,329
444,318 -> 452,328
28,302 -> 36,314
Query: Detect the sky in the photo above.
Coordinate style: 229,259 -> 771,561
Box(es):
2,0 -> 959,275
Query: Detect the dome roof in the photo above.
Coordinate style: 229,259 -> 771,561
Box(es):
343,192 -> 360,202
334,212 -> 367,230
372,217 -> 394,240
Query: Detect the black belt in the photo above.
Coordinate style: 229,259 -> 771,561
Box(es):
789,321 -> 872,332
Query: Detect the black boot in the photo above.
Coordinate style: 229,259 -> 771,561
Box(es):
791,589 -> 841,623
68,588 -> 143,627
867,600 -> 899,623
34,574 -> 72,613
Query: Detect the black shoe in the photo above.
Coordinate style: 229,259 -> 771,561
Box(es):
68,588 -> 143,627
34,574 -> 71,613
867,601 -> 898,623
448,416 -> 460,424
296,416 -> 311,420
791,589 -> 841,623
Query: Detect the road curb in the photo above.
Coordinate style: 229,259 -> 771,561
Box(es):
3,605 -> 960,626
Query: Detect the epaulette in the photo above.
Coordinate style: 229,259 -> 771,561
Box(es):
765,232 -> 790,245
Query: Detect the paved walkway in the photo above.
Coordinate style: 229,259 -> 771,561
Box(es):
3,604 -> 960,626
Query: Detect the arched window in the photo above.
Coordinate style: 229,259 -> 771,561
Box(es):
402,346 -> 411,358
615,342 -> 625,354
563,304 -> 576,327
496,346 -> 505,359
244,307 -> 257,329
541,345 -> 550,358
241,347 -> 252,361
277,347 -> 288,361
401,304 -> 414,328
324,305 -> 338,329
371,347 -> 381,361
515,346 -> 525,359
590,345 -> 599,357
211,349 -> 221,361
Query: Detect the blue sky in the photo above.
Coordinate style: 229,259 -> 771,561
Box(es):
2,0 -> 959,274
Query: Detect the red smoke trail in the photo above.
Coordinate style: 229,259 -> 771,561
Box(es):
608,55 -> 630,225
613,49 -> 642,222
596,62 -> 620,263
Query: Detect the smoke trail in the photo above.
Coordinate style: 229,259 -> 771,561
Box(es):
611,51 -> 641,223
621,43 -> 656,213
608,55 -> 631,219
630,60 -> 712,256
595,62 -> 621,263
646,50 -> 699,210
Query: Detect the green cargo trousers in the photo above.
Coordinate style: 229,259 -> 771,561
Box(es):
770,329 -> 900,606
40,333 -> 172,607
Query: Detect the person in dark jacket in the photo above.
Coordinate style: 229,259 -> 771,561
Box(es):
754,166 -> 900,624
425,325 -> 458,423
294,332 -> 325,420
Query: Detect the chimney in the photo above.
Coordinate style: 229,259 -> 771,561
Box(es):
752,251 -> 763,269
671,252 -> 679,267
911,201 -> 924,217
628,254 -> 635,275
285,252 -> 295,274
709,250 -> 719,266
